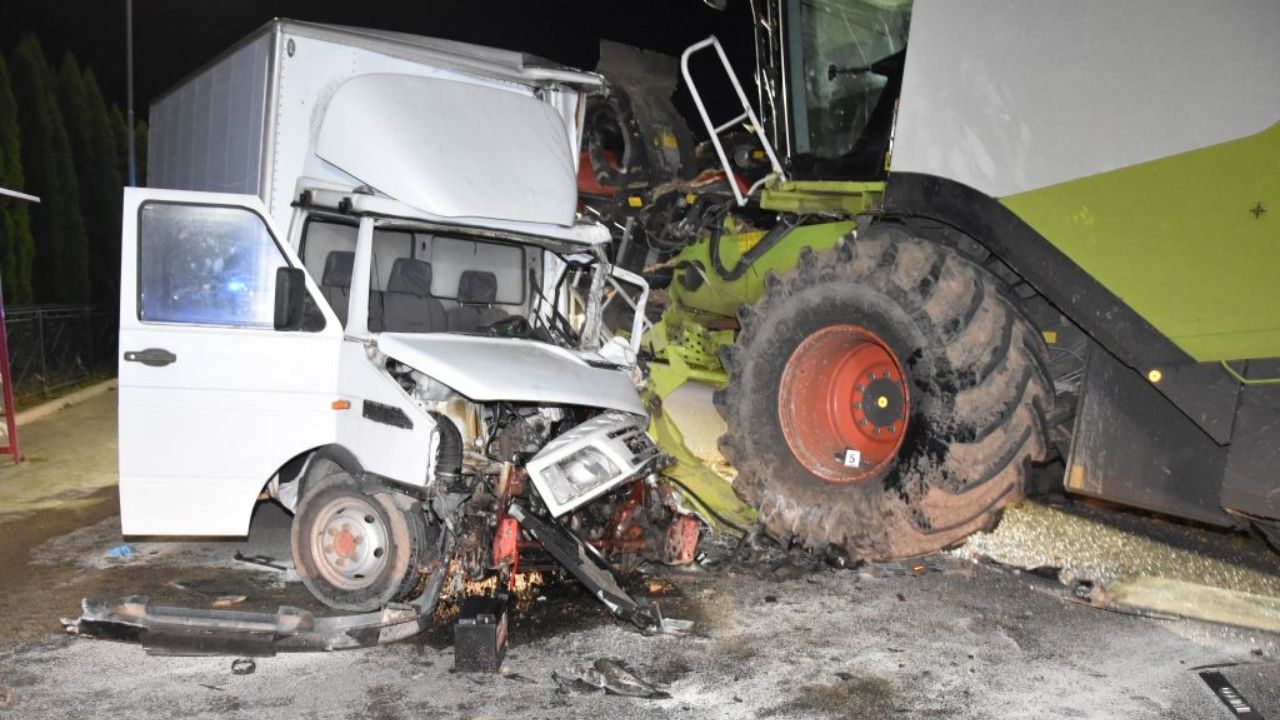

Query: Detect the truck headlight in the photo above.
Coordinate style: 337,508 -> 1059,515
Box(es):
526,411 -> 659,517
540,448 -> 622,506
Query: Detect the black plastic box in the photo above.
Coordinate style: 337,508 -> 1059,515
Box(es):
454,594 -> 509,672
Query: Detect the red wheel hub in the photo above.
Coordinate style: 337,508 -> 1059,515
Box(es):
777,324 -> 910,483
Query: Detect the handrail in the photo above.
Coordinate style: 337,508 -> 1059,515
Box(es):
680,36 -> 787,206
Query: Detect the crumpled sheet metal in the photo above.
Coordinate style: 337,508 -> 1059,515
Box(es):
957,500 -> 1280,597
553,658 -> 671,699
62,595 -> 431,656
63,558 -> 451,655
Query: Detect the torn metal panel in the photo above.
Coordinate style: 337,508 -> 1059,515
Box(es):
553,658 -> 671,699
508,502 -> 663,630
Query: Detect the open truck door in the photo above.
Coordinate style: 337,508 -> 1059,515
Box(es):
118,188 -> 342,536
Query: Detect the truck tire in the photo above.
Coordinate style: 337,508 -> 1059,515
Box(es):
715,225 -> 1053,559
291,465 -> 430,612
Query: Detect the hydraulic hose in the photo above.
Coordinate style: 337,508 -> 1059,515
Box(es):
428,412 -> 463,487
706,205 -> 802,282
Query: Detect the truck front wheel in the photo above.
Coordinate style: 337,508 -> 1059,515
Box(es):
290,464 -> 430,612
715,226 -> 1054,559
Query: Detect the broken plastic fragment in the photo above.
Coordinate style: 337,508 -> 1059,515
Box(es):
106,544 -> 135,559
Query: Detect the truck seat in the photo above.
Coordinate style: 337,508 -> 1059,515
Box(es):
320,251 -> 354,326
382,258 -> 448,333
447,270 -> 509,331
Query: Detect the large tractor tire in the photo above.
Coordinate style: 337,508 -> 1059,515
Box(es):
715,225 -> 1054,559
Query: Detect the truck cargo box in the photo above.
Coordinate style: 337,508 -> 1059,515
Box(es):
147,19 -> 600,233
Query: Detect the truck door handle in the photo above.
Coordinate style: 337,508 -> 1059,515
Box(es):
123,348 -> 177,367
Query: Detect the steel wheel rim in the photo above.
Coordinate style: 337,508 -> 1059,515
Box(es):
310,496 -> 390,590
777,323 -> 910,483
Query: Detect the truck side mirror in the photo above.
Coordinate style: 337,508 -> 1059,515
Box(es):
274,267 -> 306,331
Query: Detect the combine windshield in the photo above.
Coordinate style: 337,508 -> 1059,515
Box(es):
787,0 -> 911,172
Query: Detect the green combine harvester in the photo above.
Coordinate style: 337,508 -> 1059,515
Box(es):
621,0 -> 1280,559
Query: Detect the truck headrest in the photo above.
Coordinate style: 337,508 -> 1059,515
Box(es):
387,258 -> 433,297
322,251 -> 354,288
457,270 -> 498,305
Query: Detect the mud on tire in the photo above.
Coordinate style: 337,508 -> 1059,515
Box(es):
715,225 -> 1054,559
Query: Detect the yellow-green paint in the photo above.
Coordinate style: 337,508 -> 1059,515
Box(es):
642,220 -> 857,524
645,356 -> 756,534
662,220 -> 857,319
1002,122 -> 1280,362
761,179 -> 885,215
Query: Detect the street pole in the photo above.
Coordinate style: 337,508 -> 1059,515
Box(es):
125,0 -> 137,187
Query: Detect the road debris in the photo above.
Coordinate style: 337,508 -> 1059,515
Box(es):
0,683 -> 13,709
106,544 -> 134,559
165,581 -> 248,608
230,658 -> 256,675
959,499 -> 1280,631
960,500 -> 1280,595
553,658 -> 670,699
454,595 -> 508,673
60,548 -> 453,655
232,552 -> 288,572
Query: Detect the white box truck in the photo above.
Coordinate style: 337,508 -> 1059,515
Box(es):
113,20 -> 682,634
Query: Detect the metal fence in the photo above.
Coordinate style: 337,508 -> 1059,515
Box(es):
3,305 -> 117,400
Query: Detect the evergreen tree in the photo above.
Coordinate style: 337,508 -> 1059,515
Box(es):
80,67 -> 122,304
109,104 -> 129,185
56,54 -> 91,177
0,54 -> 35,304
108,105 -> 147,188
8,34 -> 90,303
55,53 -> 95,302
58,56 -> 123,304
133,118 -> 148,186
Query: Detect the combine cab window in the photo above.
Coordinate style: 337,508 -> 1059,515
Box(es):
789,0 -> 911,166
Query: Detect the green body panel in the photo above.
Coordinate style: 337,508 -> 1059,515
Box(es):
643,218 -> 858,524
1001,122 -> 1280,362
645,357 -> 757,534
761,180 -> 884,215
659,220 -> 857,319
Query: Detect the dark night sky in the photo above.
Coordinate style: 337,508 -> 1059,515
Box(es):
3,0 -> 757,122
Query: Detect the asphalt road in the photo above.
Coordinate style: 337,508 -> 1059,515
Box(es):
1,391 -> 1278,720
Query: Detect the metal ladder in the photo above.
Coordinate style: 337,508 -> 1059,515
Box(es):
680,36 -> 788,206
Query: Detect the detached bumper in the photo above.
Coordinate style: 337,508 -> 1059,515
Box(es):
63,563 -> 449,655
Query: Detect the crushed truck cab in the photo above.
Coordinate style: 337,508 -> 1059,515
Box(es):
113,20 -> 687,621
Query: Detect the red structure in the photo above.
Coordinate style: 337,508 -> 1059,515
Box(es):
0,186 -> 40,464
